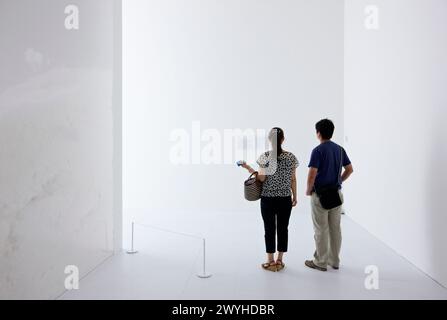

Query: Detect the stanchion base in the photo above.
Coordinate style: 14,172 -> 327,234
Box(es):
126,250 -> 138,254
197,273 -> 212,279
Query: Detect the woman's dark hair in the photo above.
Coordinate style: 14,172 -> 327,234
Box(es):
315,119 -> 335,140
269,127 -> 285,157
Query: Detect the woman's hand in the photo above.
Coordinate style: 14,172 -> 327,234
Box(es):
292,198 -> 298,207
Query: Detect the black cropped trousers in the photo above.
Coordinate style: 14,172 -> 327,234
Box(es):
260,196 -> 293,254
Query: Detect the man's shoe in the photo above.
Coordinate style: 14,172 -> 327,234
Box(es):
305,260 -> 327,272
330,265 -> 339,270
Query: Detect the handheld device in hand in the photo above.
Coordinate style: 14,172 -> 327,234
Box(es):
237,160 -> 246,167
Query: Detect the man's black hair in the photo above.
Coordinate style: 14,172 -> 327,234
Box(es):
315,119 -> 335,140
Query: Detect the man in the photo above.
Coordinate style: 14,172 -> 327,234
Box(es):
305,119 -> 354,271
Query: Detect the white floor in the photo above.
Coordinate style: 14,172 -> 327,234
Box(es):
60,211 -> 447,300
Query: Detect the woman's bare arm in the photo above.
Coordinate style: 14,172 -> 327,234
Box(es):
291,168 -> 297,207
241,163 -> 266,182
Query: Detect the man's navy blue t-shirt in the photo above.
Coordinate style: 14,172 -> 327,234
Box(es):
308,140 -> 351,189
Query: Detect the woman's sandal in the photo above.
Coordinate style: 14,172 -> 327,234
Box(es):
276,260 -> 285,271
261,261 -> 277,272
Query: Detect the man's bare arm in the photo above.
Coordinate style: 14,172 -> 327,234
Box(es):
306,167 -> 318,196
341,164 -> 354,182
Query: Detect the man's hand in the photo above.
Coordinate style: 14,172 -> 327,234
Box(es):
341,164 -> 354,182
306,189 -> 313,196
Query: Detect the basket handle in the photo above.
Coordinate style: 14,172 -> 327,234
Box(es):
248,171 -> 259,180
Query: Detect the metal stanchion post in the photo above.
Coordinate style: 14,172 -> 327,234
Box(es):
126,221 -> 138,254
197,238 -> 212,278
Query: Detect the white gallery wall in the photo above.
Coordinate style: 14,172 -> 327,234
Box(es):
0,0 -> 122,299
124,0 -> 345,222
344,0 -> 447,287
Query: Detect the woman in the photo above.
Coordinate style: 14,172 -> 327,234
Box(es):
241,128 -> 298,272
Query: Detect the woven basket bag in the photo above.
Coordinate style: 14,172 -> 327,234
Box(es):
244,172 -> 263,201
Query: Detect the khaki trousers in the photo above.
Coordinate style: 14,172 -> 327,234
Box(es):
311,191 -> 343,269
